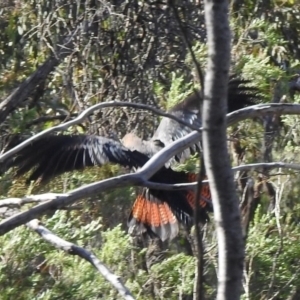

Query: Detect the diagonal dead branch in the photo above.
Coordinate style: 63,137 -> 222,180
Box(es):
0,28 -> 80,124
2,140 -> 300,235
226,103 -> 300,124
27,219 -> 135,300
2,161 -> 300,209
0,130 -> 203,235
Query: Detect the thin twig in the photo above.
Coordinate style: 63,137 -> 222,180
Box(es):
232,162 -> 300,172
170,1 -> 204,91
169,4 -> 205,298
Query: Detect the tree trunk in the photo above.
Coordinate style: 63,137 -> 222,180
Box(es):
202,0 -> 244,299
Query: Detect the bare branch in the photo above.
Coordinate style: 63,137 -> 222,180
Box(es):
27,219 -> 135,300
2,123 -> 300,235
0,101 -> 202,164
232,162 -> 300,172
2,101 -> 300,168
0,128 -> 203,235
1,103 -> 300,236
1,161 -> 299,206
227,103 -> 300,125
0,193 -> 67,208
2,101 -> 300,165
0,174 -> 139,235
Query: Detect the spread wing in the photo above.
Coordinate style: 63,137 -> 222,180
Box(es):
9,135 -> 148,183
152,78 -> 258,166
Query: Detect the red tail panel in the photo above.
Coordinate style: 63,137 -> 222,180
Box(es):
186,174 -> 212,210
128,192 -> 179,241
128,173 -> 213,241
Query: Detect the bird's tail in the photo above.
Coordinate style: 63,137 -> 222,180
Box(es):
128,189 -> 180,241
128,173 -> 212,241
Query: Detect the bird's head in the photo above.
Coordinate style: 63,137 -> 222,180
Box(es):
122,133 -> 145,152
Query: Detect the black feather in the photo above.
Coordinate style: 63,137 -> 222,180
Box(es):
150,77 -> 258,167
10,135 -> 148,182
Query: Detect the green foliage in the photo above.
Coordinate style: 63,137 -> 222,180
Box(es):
245,208 -> 300,299
2,0 -> 300,299
0,218 -> 198,300
151,253 -> 195,299
165,73 -> 194,109
174,154 -> 200,173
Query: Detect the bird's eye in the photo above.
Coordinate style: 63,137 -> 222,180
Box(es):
153,140 -> 165,147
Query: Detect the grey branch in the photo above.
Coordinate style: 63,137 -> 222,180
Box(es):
1,102 -> 300,234
27,219 -> 135,300
226,103 -> 300,125
1,94 -> 300,233
0,101 -> 202,164
232,162 -> 300,172
0,129 -> 203,235
0,193 -> 66,208
1,100 -> 300,165
2,118 -> 300,235
2,101 -> 299,165
2,161 -> 300,210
